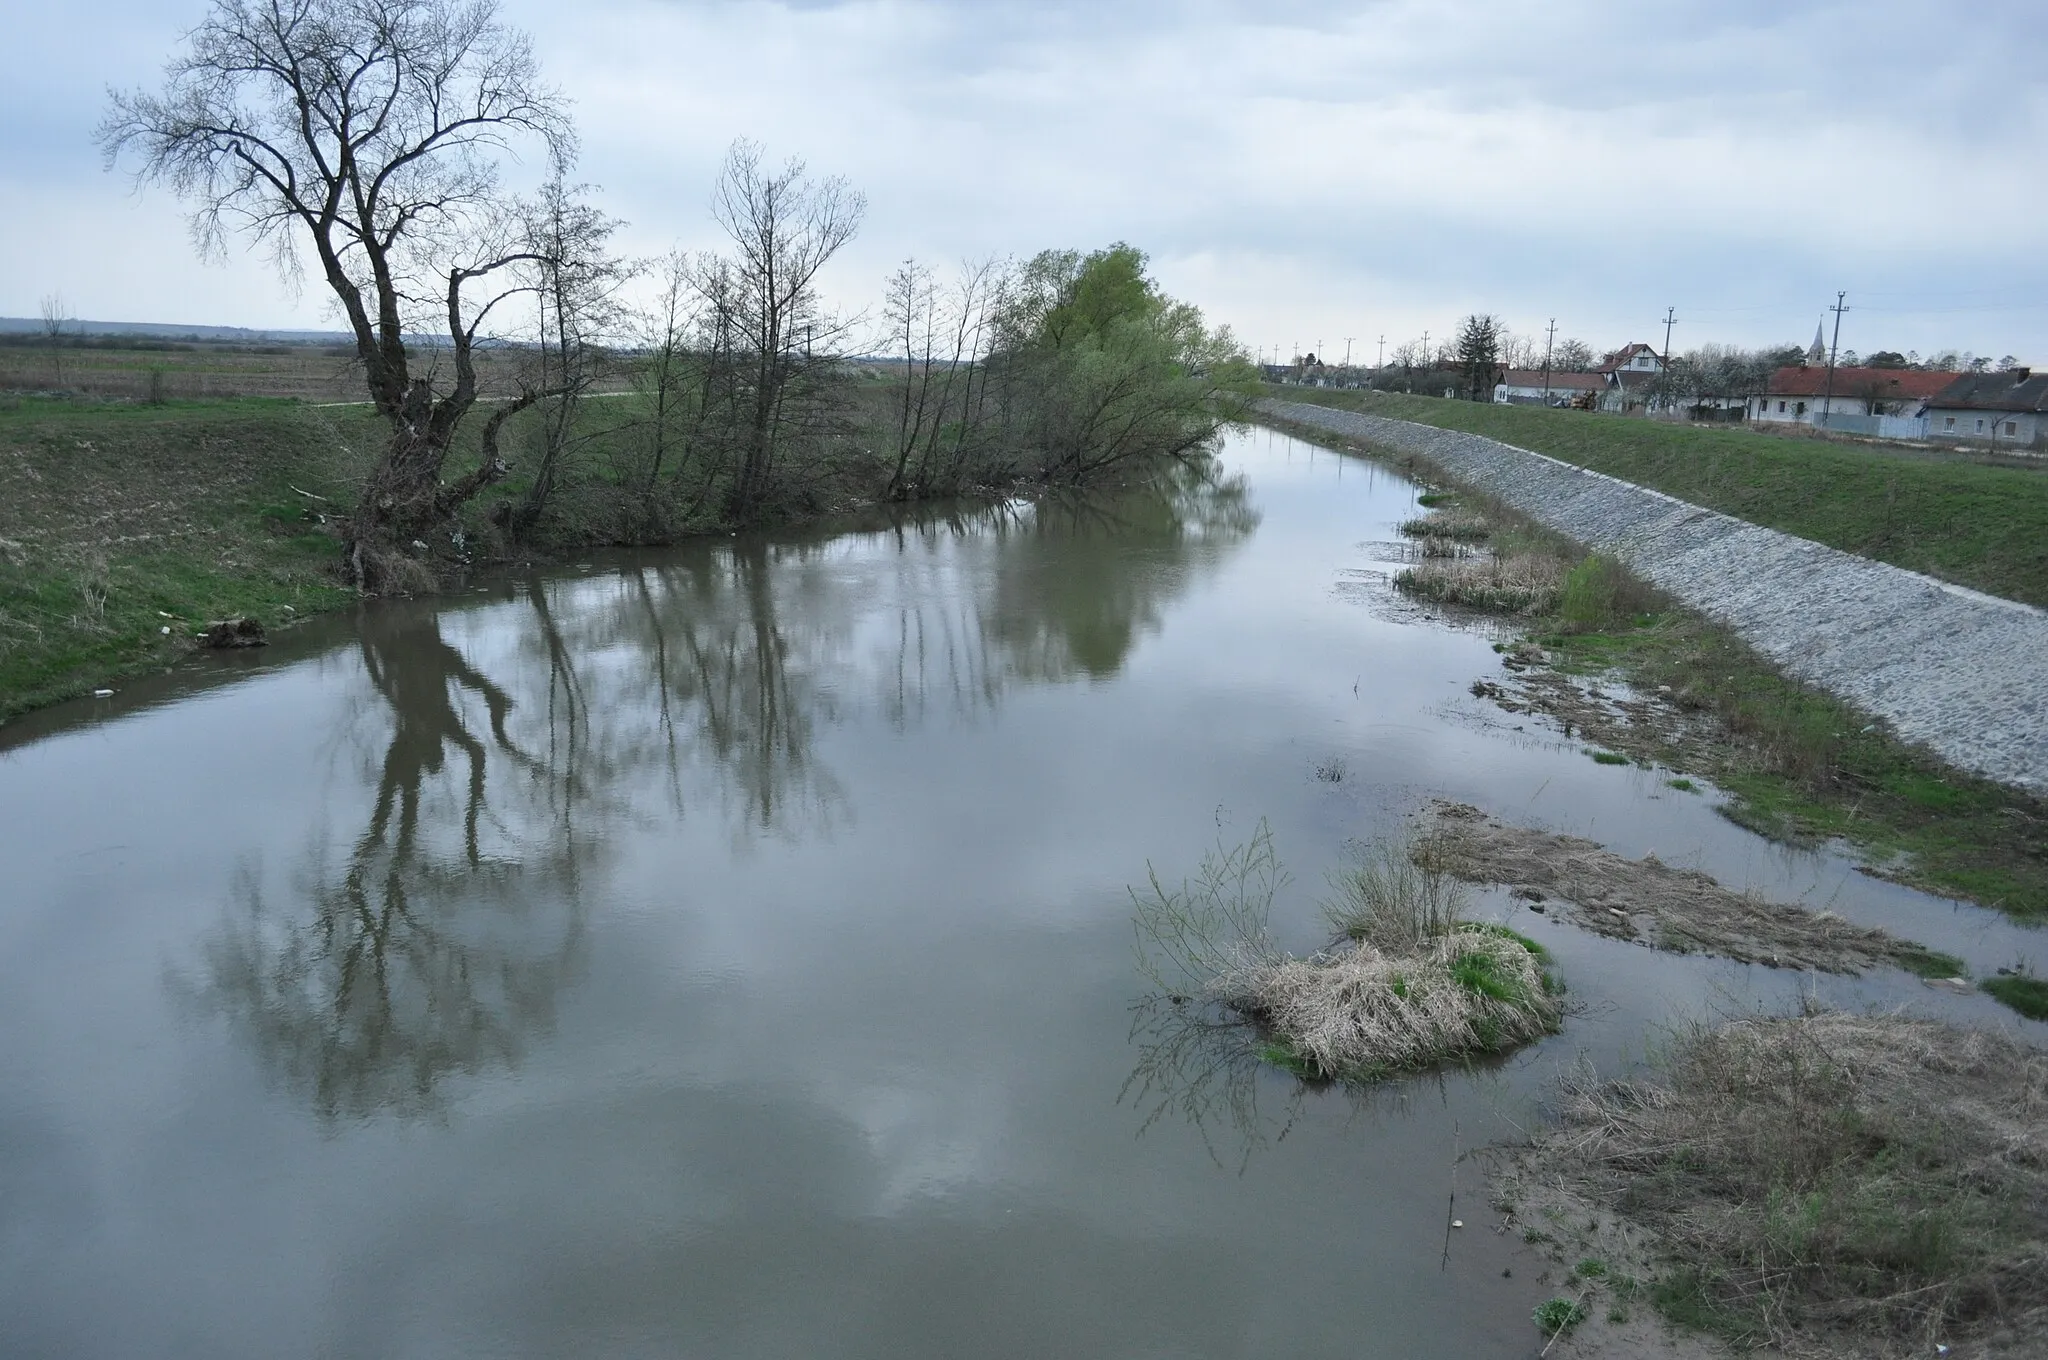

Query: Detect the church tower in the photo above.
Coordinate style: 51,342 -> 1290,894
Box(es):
1807,323 -> 1826,366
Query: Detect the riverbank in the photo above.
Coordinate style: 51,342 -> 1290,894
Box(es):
1257,408 -> 2048,922
0,397 -> 374,720
1498,1009 -> 2048,1360
1263,386 -> 2048,608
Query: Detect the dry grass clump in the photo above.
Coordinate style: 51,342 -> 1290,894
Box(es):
1218,926 -> 1561,1080
1419,801 -> 1951,975
1394,552 -> 1567,614
1398,508 -> 1493,541
1516,1009 -> 2048,1357
1133,823 -> 1563,1083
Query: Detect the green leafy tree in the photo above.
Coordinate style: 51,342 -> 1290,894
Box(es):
991,244 -> 1258,482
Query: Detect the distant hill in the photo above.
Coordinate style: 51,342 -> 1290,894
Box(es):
0,317 -> 352,344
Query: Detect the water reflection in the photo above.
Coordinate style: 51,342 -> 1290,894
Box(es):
1121,995 -> 1308,1173
192,606 -> 595,1122
189,458 -> 1258,1119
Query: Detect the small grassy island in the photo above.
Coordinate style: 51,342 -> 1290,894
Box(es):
1133,826 -> 1563,1083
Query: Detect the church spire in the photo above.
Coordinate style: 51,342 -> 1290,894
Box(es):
1808,323 -> 1826,366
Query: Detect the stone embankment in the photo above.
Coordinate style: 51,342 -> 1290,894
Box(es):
1263,400 -> 2048,794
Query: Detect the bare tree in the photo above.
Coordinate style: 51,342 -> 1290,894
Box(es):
881,256 -> 1003,498
98,0 -> 580,591
703,139 -> 865,519
1553,338 -> 1594,372
503,178 -> 634,536
38,293 -> 69,386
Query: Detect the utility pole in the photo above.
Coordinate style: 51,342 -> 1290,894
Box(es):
1657,307 -> 1677,413
1377,335 -> 1385,368
1343,337 -> 1354,368
1541,317 -> 1557,407
1820,291 -> 1849,430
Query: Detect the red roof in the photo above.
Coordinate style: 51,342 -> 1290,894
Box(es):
1499,370 -> 1603,391
1765,366 -> 1955,400
1596,343 -> 1659,374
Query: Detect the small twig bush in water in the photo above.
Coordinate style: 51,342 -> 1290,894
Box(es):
1324,835 -> 1470,952
1133,825 -> 1562,1084
1394,553 -> 1566,615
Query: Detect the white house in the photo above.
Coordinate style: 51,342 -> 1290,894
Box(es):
1493,370 -> 1605,406
1925,369 -> 2048,451
1749,365 -> 1954,432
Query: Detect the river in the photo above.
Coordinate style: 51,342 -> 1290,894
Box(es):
0,425 -> 2035,1359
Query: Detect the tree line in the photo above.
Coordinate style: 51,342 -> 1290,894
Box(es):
98,0 -> 1258,594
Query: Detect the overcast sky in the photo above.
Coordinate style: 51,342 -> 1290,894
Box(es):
3,0 -> 2042,362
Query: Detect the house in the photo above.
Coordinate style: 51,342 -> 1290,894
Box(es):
1748,365 -> 1954,434
1591,343 -> 1668,412
1597,343 -> 1663,378
1598,368 -> 1666,413
1493,369 -> 1605,406
1925,369 -> 2048,451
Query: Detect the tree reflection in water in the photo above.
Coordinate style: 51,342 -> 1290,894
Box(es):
195,605 -> 595,1122
193,454 -> 1259,1119
1120,994 -> 1309,1175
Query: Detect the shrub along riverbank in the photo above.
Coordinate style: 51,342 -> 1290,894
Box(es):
1267,386 -> 2048,608
1262,411 -> 2048,924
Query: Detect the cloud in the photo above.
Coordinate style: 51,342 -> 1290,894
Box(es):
3,0 -> 2041,357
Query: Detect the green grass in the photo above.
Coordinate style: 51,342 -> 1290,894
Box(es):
1667,778 -> 1698,793
1982,974 -> 2048,1020
1532,1297 -> 1587,1336
1273,395 -> 2048,921
1458,920 -> 1554,962
1537,612 -> 2048,919
0,398 -> 377,719
1589,750 -> 1630,765
1890,944 -> 1970,980
1269,387 -> 2048,608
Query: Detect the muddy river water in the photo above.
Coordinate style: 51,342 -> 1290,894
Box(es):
1,426 -> 2038,1358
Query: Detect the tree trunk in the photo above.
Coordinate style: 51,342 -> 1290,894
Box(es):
344,387 -> 527,593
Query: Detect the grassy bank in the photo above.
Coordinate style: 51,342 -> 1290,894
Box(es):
1266,386 -> 2048,608
1498,1009 -> 2048,1358
0,396 -> 380,719
1264,413 -> 2048,921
